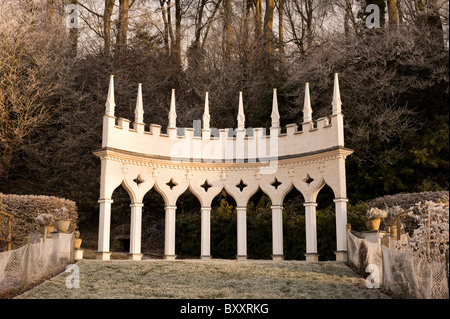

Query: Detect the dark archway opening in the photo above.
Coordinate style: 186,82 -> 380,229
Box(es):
175,189 -> 201,258
316,184 -> 336,261
141,187 -> 166,258
282,187 -> 306,260
210,190 -> 237,259
247,188 -> 272,259
110,184 -> 131,254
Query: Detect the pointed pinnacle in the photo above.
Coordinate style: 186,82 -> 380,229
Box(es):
332,73 -> 342,115
237,91 -> 245,130
168,88 -> 177,128
105,75 -> 115,116
303,82 -> 312,123
271,88 -> 280,129
203,92 -> 210,130
135,83 -> 144,123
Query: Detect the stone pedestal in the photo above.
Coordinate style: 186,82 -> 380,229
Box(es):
272,254 -> 284,261
51,232 -> 71,260
334,251 -> 347,262
164,255 -> 176,261
74,249 -> 84,261
95,251 -> 112,260
128,253 -> 143,260
362,230 -> 386,245
305,253 -> 319,262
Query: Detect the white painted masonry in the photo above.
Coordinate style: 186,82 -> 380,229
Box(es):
93,74 -> 353,261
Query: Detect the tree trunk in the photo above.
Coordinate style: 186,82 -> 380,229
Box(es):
103,0 -> 115,60
160,0 -> 171,56
116,0 -> 130,62
175,0 -> 182,67
46,0 -> 54,25
264,0 -> 274,54
387,0 -> 398,27
278,0 -> 284,54
255,0 -> 262,39
222,0 -> 232,59
69,0 -> 78,57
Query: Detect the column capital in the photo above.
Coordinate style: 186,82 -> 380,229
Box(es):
130,203 -> 144,208
303,202 -> 318,207
98,198 -> 113,204
165,205 -> 177,210
271,205 -> 283,210
236,206 -> 246,211
201,206 -> 212,210
333,198 -> 348,203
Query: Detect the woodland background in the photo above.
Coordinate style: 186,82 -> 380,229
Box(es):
0,0 -> 448,259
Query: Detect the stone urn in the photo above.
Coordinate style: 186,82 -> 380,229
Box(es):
54,219 -> 71,232
365,218 -> 381,231
74,238 -> 82,249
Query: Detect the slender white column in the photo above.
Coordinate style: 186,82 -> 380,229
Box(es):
271,205 -> 284,260
236,206 -> 247,260
334,198 -> 348,261
164,205 -> 177,260
129,203 -> 144,260
304,202 -> 318,262
201,207 -> 211,259
97,198 -> 113,260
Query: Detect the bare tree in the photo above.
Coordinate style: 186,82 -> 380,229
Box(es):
0,1 -> 75,190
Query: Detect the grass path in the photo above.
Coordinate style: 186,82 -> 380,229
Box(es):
15,259 -> 390,299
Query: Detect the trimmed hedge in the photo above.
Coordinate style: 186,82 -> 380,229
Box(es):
0,193 -> 78,248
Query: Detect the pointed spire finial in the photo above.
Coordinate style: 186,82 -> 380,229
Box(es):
105,75 -> 115,116
332,73 -> 342,115
303,82 -> 313,123
271,88 -> 280,129
237,91 -> 245,130
135,83 -> 144,124
203,92 -> 210,130
168,88 -> 177,128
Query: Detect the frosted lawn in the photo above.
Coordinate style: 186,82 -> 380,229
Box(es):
15,259 -> 390,299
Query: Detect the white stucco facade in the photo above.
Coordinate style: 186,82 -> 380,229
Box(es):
93,74 -> 353,261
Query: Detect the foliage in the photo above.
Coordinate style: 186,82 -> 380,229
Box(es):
1,194 -> 78,247
34,213 -> 54,226
397,200 -> 449,262
366,207 -> 388,220
54,207 -> 70,220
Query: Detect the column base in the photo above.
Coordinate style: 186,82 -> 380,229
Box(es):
74,249 -> 84,261
128,253 -> 143,261
272,254 -> 284,261
201,255 -> 212,260
164,255 -> 177,260
334,251 -> 347,262
236,255 -> 247,261
305,253 -> 319,262
95,251 -> 112,260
